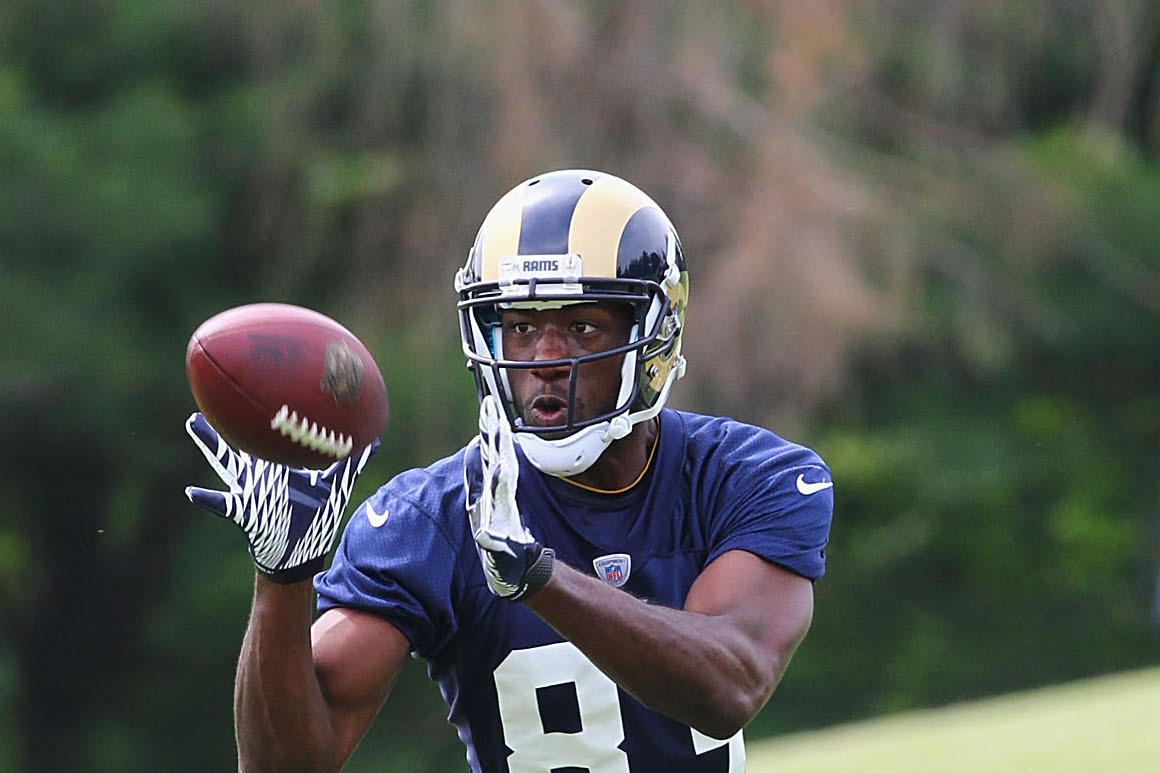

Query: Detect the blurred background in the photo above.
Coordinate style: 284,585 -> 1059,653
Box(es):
2,1 -> 1159,771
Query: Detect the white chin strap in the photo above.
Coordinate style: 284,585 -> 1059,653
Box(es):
514,415 -> 632,476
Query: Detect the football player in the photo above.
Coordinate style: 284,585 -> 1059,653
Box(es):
186,169 -> 833,772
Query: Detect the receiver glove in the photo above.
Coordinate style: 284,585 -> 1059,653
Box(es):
464,396 -> 554,600
184,412 -> 377,583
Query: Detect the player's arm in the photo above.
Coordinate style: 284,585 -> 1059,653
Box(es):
524,549 -> 813,739
182,414 -> 404,772
310,605 -> 412,769
233,578 -> 410,773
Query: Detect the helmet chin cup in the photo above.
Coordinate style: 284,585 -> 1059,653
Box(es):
511,412 -> 638,478
605,414 -> 632,441
514,423 -> 615,477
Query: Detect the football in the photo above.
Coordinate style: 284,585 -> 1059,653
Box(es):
186,303 -> 389,468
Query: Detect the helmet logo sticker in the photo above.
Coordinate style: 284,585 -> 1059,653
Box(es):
498,254 -> 583,300
593,553 -> 632,587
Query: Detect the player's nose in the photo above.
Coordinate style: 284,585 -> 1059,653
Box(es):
528,326 -> 572,379
530,324 -> 571,361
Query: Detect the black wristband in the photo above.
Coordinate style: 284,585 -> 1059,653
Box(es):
256,555 -> 325,584
512,547 -> 555,601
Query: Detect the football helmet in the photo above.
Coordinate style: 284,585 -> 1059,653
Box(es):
455,169 -> 688,477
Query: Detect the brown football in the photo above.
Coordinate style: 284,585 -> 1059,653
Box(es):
186,303 -> 389,468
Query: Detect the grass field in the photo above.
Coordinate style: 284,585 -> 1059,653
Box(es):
748,667 -> 1160,772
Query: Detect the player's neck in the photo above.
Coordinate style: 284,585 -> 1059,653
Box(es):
559,417 -> 659,494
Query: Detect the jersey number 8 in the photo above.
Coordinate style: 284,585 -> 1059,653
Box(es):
494,642 -> 744,771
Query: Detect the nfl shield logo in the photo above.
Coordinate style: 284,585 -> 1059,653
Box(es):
593,553 -> 631,588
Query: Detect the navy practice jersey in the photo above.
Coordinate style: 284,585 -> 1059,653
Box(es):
315,408 -> 833,773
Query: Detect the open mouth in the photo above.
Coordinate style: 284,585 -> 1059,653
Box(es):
528,394 -> 569,426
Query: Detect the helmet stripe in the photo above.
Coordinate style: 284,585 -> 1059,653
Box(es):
568,174 -> 661,278
516,172 -> 593,256
618,207 -> 675,278
478,186 -> 525,281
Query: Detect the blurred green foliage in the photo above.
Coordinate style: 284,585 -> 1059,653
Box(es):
771,120 -> 1160,732
1,1 -> 1158,771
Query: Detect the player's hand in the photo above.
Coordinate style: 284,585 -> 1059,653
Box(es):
184,412 -> 377,583
464,396 -> 554,601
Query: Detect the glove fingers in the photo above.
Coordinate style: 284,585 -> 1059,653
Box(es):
354,438 -> 380,473
185,411 -> 222,452
464,438 -> 486,534
185,412 -> 242,486
479,397 -> 516,482
477,396 -> 524,538
478,395 -> 504,465
479,394 -> 502,434
497,408 -> 517,474
325,438 -> 380,479
185,485 -> 231,518
475,400 -> 501,533
493,410 -> 520,532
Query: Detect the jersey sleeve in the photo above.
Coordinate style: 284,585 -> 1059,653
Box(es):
705,438 -> 833,581
314,472 -> 466,658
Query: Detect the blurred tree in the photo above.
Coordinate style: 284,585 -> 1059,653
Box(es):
0,0 -> 478,768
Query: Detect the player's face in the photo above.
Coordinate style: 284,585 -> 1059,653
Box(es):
500,303 -> 634,430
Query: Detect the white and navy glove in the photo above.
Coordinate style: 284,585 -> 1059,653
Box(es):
184,412 -> 377,583
464,396 -> 554,601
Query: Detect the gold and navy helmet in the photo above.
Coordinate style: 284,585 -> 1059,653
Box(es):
455,169 -> 688,476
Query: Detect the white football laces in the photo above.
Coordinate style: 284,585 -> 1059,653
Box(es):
269,404 -> 354,459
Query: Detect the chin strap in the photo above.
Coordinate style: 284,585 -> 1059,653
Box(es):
514,423 -> 612,477
514,413 -> 634,477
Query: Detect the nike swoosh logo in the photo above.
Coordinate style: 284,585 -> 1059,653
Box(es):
366,501 -> 390,528
796,474 -> 833,495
